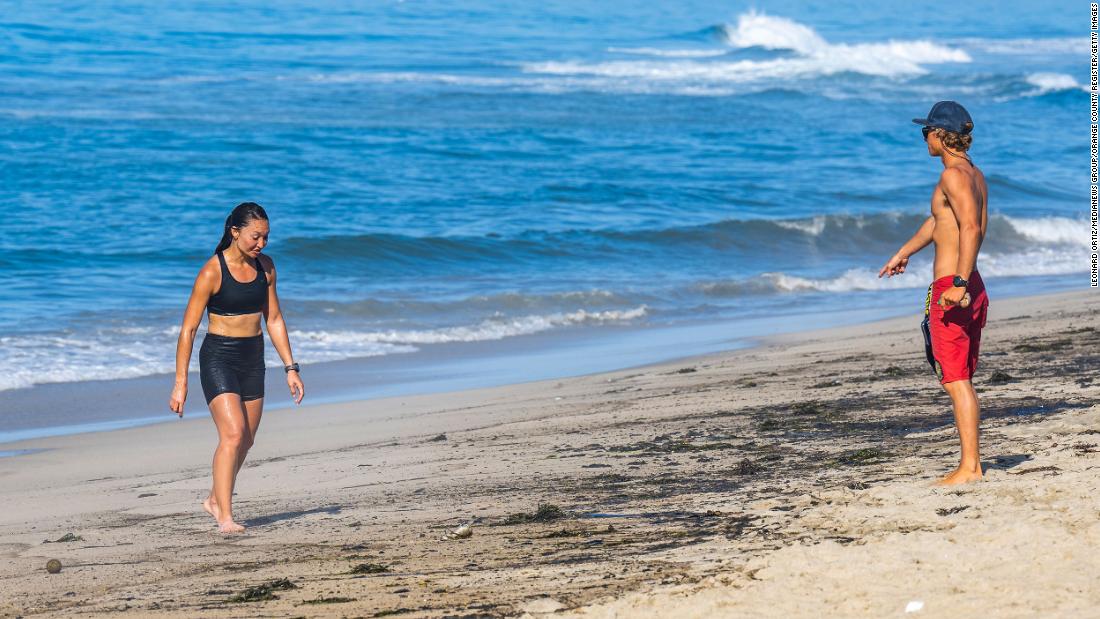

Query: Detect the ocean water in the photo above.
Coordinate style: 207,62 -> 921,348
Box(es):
0,1 -> 1088,434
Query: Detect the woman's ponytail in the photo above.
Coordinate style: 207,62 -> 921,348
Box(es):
214,202 -> 268,255
214,214 -> 234,254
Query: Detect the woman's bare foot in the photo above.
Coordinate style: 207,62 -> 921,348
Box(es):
934,466 -> 983,486
202,495 -> 221,522
217,519 -> 245,534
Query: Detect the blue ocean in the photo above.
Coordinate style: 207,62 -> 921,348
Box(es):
0,1 -> 1087,439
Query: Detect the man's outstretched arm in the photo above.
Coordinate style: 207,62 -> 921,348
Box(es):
896,215 -> 935,259
942,168 -> 981,280
879,215 -> 934,277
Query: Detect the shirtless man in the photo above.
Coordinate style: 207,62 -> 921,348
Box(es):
878,101 -> 990,485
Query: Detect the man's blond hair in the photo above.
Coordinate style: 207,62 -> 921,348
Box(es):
933,127 -> 972,153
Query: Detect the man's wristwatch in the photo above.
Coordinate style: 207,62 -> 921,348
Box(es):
284,363 -> 300,374
952,275 -> 968,288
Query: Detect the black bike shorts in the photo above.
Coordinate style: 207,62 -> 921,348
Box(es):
199,333 -> 265,405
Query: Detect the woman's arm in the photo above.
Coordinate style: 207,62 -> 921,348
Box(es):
260,255 -> 304,404
170,261 -> 217,417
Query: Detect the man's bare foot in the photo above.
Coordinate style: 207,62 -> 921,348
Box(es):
934,467 -> 983,486
217,519 -> 245,534
202,495 -> 221,522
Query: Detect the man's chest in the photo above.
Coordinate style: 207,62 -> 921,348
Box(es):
929,185 -> 954,220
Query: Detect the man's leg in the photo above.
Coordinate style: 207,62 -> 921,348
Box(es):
936,379 -> 983,485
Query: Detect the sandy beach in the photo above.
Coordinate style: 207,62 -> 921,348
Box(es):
1,2 -> 1087,618
1,287 -> 1097,618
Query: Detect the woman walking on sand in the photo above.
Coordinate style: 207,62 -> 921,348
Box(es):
169,202 -> 305,533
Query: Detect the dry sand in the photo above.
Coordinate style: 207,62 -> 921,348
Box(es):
0,288 -> 1096,618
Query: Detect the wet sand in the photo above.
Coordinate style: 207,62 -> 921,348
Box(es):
0,288 -> 1096,618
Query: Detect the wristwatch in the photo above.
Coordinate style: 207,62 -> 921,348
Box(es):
952,275 -> 968,288
284,363 -> 300,374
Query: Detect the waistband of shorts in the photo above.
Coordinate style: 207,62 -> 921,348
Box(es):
932,270 -> 983,288
204,332 -> 264,341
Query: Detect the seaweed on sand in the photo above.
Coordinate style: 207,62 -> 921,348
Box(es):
501,503 -> 566,525
227,578 -> 297,603
350,562 -> 390,574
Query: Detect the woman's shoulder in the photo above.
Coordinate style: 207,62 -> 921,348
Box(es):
257,253 -> 276,281
202,253 -> 222,271
197,254 -> 222,281
257,253 -> 276,271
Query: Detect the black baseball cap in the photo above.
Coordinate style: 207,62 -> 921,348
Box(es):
912,101 -> 973,134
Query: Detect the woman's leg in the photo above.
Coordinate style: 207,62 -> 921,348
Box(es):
206,398 -> 263,512
207,392 -> 249,532
231,398 -> 263,473
211,398 -> 263,482
204,399 -> 263,523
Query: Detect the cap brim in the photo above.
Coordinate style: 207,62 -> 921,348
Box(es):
912,118 -> 932,126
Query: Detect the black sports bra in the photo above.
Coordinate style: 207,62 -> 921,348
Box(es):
208,251 -> 268,316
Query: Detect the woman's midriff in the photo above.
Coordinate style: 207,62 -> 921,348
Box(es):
207,312 -> 263,338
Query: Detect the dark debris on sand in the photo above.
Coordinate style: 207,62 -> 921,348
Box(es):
227,578 -> 297,603
500,503 -> 566,525
43,532 -> 85,544
350,562 -> 391,575
301,596 -> 357,605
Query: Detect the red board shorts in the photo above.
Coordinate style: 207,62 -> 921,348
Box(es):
927,270 -> 989,384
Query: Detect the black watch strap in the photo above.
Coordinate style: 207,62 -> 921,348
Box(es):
952,275 -> 968,288
284,363 -> 300,374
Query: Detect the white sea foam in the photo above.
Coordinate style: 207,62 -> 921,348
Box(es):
765,268 -> 929,293
267,340 -> 416,364
291,70 -> 719,96
978,248 -> 1088,277
607,47 -> 727,58
526,11 -> 969,83
524,43 -> 966,82
0,331 -> 180,392
1023,72 -> 1088,95
1003,215 -> 1090,246
291,306 -> 648,348
769,213 -> 1088,247
956,37 -> 1087,55
764,246 -> 1087,294
717,10 -> 827,55
0,307 -> 648,392
775,215 -> 828,236
285,16 -> 1087,101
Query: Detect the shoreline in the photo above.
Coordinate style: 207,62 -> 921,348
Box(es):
0,286 -> 1096,617
1,281 -> 1089,449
